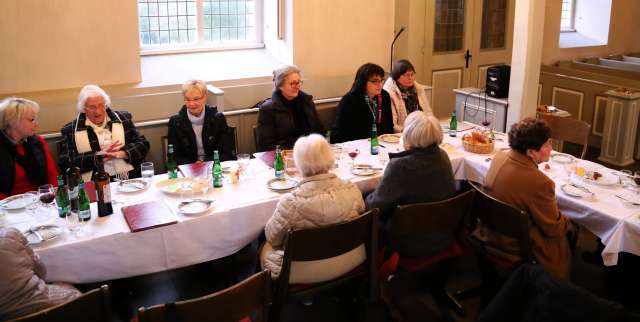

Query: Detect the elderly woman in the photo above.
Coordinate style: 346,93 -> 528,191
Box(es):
260,134 -> 365,281
331,63 -> 394,143
168,80 -> 234,164
59,85 -> 150,181
0,98 -> 58,199
0,227 -> 81,320
475,117 -> 573,280
384,60 -> 434,132
366,111 -> 455,252
256,65 -> 325,151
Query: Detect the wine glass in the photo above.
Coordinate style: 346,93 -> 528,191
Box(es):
38,184 -> 55,209
378,148 -> 389,167
348,148 -> 360,168
562,162 -> 576,183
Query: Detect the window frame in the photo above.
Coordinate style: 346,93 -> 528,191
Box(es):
138,0 -> 264,56
560,0 -> 576,33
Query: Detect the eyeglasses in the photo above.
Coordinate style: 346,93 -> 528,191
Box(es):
288,80 -> 303,87
85,104 -> 105,112
368,79 -> 384,85
401,72 -> 416,78
184,95 -> 204,102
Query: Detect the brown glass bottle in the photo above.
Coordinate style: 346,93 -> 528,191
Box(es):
94,155 -> 113,217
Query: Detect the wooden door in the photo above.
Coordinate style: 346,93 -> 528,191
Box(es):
424,0 -> 514,118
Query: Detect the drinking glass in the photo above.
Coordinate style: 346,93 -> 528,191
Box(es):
562,163 -> 576,182
237,153 -> 250,176
331,145 -> 343,169
348,148 -> 360,168
619,170 -> 635,189
141,162 -> 154,180
378,148 -> 389,167
66,211 -> 82,236
38,184 -> 55,209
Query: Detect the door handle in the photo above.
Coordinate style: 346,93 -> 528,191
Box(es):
464,49 -> 472,68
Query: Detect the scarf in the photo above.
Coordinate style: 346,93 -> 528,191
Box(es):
399,86 -> 420,114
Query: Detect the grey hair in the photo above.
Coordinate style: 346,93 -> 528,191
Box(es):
273,65 -> 301,89
402,111 -> 443,148
76,84 -> 111,113
0,97 -> 40,130
293,134 -> 334,177
182,79 -> 207,96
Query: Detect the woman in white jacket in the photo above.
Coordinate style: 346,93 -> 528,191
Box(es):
384,59 -> 434,133
260,134 -> 365,282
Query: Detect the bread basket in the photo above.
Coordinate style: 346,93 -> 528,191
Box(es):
462,131 -> 495,154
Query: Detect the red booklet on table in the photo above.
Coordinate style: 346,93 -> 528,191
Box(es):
122,201 -> 178,233
178,161 -> 212,178
255,150 -> 275,168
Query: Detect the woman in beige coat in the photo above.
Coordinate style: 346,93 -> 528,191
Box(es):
384,60 -> 433,133
475,118 -> 574,280
260,134 -> 365,282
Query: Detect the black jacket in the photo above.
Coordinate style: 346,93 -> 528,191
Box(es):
331,90 -> 394,143
59,109 -> 150,177
256,90 -> 325,151
167,105 -> 234,165
0,132 -> 49,195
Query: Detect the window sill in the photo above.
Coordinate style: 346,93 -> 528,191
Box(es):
559,32 -> 607,49
138,48 -> 282,88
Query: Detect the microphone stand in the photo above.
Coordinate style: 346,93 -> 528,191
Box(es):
390,27 -> 405,71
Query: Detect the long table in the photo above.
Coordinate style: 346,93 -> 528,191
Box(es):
3,124 -> 640,283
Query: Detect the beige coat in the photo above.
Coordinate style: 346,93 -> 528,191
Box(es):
262,173 -> 365,279
475,150 -> 572,280
383,78 -> 433,133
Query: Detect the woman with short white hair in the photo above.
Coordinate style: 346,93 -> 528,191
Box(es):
0,98 -> 58,199
261,134 -> 365,281
366,111 -> 456,253
59,84 -> 150,180
256,65 -> 325,151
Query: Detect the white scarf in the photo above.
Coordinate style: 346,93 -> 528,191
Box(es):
73,112 -> 133,181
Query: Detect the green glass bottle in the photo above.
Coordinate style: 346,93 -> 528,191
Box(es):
55,175 -> 70,218
274,145 -> 285,179
370,123 -> 379,155
449,110 -> 458,137
77,179 -> 91,222
167,144 -> 178,179
212,150 -> 223,188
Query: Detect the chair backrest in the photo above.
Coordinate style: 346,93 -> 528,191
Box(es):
468,181 -> 535,263
540,114 -> 591,158
8,285 -> 111,322
391,190 -> 475,257
138,270 -> 271,322
278,209 -> 380,300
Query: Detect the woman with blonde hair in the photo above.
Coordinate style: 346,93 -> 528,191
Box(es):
0,98 -> 58,199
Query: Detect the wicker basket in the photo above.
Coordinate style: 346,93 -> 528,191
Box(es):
462,135 -> 495,154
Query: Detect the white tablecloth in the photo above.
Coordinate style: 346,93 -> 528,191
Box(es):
4,124 -> 640,282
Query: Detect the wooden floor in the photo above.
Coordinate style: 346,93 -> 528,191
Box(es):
78,145 -> 640,322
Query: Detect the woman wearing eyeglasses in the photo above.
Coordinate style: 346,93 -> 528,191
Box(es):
167,79 -> 234,165
256,65 -> 325,152
0,98 -> 58,199
331,63 -> 394,143
384,60 -> 433,133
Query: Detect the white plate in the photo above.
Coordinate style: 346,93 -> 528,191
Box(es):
178,199 -> 214,215
0,192 -> 38,211
572,170 -> 619,186
157,178 -> 209,195
561,184 -> 593,198
117,179 -> 150,193
23,225 -> 63,245
267,178 -> 298,192
379,134 -> 401,143
616,192 -> 640,205
351,164 -> 380,176
550,153 -> 575,164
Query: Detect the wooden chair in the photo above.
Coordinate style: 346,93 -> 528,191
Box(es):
137,270 -> 271,322
540,113 -> 591,159
272,209 -> 380,322
455,181 -> 536,304
7,285 -> 111,322
386,189 -> 475,318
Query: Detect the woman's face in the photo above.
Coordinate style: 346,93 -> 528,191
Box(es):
184,88 -> 206,117
527,139 -> 552,164
84,95 -> 107,126
11,108 -> 38,140
397,69 -> 416,88
366,75 -> 384,97
279,73 -> 302,101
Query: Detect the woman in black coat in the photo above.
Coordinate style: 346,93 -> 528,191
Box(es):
331,63 -> 394,143
167,80 -> 234,165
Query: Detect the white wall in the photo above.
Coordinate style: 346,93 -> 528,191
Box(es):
573,0 -> 612,44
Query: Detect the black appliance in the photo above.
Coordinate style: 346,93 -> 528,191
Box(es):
485,65 -> 510,98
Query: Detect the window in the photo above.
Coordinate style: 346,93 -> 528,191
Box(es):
560,0 -> 575,31
137,0 -> 262,54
